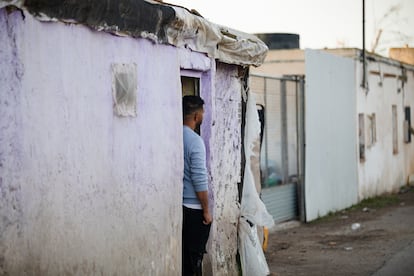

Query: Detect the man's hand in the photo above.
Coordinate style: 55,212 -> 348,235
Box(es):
196,190 -> 212,224
203,211 -> 212,225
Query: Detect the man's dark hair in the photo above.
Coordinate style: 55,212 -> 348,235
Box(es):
182,96 -> 204,118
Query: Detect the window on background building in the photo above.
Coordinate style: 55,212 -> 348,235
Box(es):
366,113 -> 376,148
392,105 -> 398,154
359,113 -> 365,161
404,106 -> 412,143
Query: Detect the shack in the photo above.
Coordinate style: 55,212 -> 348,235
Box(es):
0,0 -> 268,274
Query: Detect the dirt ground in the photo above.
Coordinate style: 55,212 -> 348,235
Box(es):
265,186 -> 414,276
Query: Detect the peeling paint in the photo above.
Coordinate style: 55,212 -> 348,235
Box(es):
206,63 -> 242,276
1,10 -> 182,275
0,9 -> 25,276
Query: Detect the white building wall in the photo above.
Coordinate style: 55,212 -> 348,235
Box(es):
304,50 -> 359,221
356,57 -> 414,199
403,71 -> 414,181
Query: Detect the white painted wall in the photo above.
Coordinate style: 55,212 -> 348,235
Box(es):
304,50 -> 359,221
403,70 -> 414,182
0,9 -> 244,275
356,56 -> 414,199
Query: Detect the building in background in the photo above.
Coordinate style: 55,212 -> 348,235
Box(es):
251,33 -> 414,222
389,46 -> 414,65
255,33 -> 300,50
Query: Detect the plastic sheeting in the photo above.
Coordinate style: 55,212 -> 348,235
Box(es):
239,90 -> 274,275
238,218 -> 270,276
0,0 -> 268,67
111,63 -> 137,117
167,6 -> 268,67
241,90 -> 274,227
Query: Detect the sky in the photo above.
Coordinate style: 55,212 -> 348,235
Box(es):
170,0 -> 414,57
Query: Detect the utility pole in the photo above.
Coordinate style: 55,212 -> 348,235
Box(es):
361,0 -> 366,89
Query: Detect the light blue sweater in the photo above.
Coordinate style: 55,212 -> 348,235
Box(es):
183,126 -> 208,205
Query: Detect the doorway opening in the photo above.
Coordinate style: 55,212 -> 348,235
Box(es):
181,72 -> 201,134
181,76 -> 200,97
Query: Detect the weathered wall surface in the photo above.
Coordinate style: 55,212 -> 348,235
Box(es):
356,58 -> 414,199
204,63 -> 242,276
1,8 -> 245,275
0,9 -> 184,275
0,8 -> 25,276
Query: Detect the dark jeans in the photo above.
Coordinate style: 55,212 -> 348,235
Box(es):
182,206 -> 211,276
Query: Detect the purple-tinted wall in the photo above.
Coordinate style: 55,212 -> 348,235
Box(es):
0,8 -> 244,275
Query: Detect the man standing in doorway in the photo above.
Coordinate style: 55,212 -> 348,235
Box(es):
182,96 -> 212,276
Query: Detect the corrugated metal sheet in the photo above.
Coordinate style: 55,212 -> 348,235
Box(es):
261,184 -> 298,223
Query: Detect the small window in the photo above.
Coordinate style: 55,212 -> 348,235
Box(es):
112,63 -> 137,117
392,105 -> 398,154
366,113 -> 376,147
404,106 -> 411,143
359,113 -> 365,161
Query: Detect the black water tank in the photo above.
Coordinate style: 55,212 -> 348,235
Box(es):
255,33 -> 300,50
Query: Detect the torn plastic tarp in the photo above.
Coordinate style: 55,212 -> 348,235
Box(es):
112,63 -> 137,117
12,0 -> 176,40
166,6 -> 268,67
241,90 -> 274,227
0,0 -> 267,67
238,89 -> 274,275
238,217 -> 271,276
